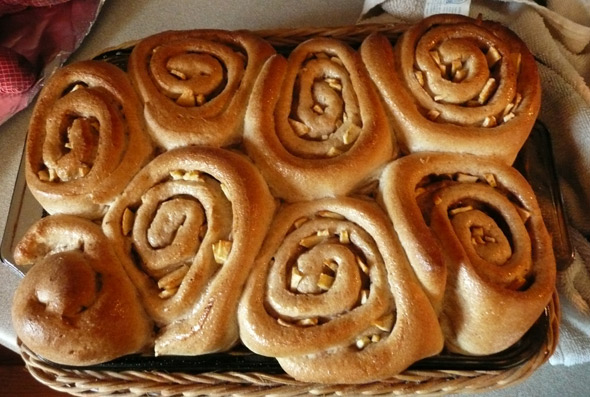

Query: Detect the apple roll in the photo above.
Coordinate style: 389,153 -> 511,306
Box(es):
127,29 -> 275,149
244,37 -> 395,202
11,215 -> 154,366
25,60 -> 153,219
102,146 -> 275,355
379,153 -> 556,355
238,197 -> 443,384
361,14 -> 540,164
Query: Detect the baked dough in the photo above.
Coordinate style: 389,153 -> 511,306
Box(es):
12,214 -> 153,366
238,197 -> 443,383
361,14 -> 540,164
127,29 -> 275,149
25,60 -> 153,219
12,20 -> 557,377
102,146 -> 275,355
379,152 -> 556,354
244,37 -> 395,201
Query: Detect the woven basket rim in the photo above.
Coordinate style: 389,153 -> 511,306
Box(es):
18,22 -> 560,396
19,290 -> 559,396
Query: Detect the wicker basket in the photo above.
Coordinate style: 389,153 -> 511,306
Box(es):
19,291 -> 559,396
18,24 -> 561,396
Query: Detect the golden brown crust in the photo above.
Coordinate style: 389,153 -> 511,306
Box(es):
379,152 -> 556,354
11,215 -> 154,366
102,146 -> 275,355
238,197 -> 443,383
361,14 -> 540,164
244,37 -> 396,202
25,60 -> 153,219
127,29 -> 275,149
12,21 -> 556,377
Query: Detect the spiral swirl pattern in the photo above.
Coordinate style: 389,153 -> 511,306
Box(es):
103,146 -> 275,355
11,215 -> 153,366
244,37 -> 395,201
361,14 -> 540,163
25,60 -> 153,219
127,29 -> 275,149
379,152 -> 556,354
238,198 -> 443,384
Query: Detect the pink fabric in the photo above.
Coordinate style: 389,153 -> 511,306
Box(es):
1,0 -> 70,5
0,47 -> 36,94
0,4 -> 25,16
0,0 -> 70,8
0,0 -> 103,125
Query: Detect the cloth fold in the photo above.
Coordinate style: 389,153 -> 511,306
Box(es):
0,0 -> 104,125
552,227 -> 590,365
358,0 -> 590,367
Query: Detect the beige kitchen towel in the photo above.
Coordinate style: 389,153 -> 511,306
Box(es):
359,0 -> 590,366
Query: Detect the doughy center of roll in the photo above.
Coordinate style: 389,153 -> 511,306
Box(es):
42,88 -> 124,183
165,53 -> 224,96
130,176 -> 232,283
149,41 -> 245,108
147,198 -> 205,249
279,54 -> 363,159
34,251 -> 98,319
452,210 -> 512,266
428,182 -> 533,289
267,217 -> 380,321
410,23 -> 520,127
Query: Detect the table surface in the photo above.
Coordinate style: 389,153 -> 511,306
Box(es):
1,1 -> 589,395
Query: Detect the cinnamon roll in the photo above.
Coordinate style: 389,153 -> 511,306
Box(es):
11,214 -> 154,366
102,146 -> 275,355
379,153 -> 556,355
244,37 -> 395,202
25,60 -> 153,219
238,197 -> 443,383
127,29 -> 275,149
361,14 -> 540,164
